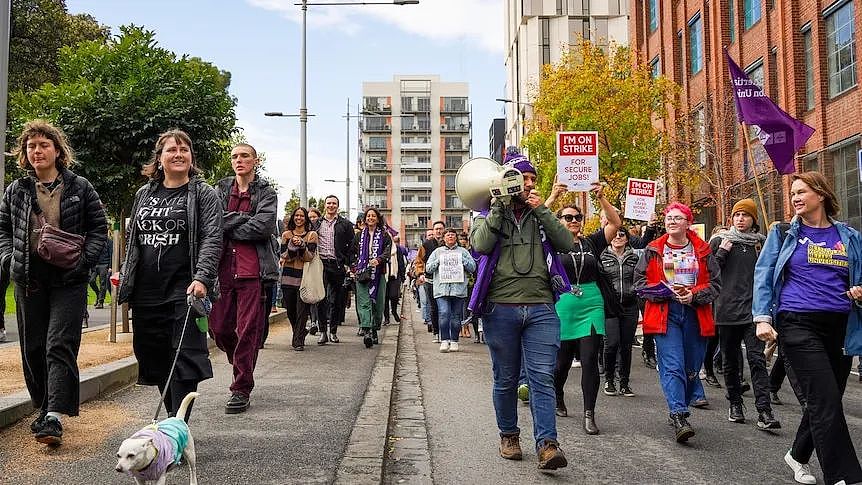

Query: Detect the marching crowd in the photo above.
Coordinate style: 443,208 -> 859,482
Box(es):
2,121 -> 861,484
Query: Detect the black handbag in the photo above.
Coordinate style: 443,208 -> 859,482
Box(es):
355,267 -> 372,283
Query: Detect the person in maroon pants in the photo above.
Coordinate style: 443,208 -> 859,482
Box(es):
210,143 -> 279,414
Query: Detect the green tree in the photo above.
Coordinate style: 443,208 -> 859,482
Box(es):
8,25 -> 238,219
9,0 -> 109,93
522,39 -> 680,208
283,189 -> 300,215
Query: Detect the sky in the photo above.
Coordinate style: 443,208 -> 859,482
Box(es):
65,0 -> 507,219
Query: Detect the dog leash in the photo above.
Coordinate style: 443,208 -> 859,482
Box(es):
150,294 -> 209,423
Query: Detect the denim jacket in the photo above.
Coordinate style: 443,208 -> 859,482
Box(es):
752,217 -> 862,355
425,244 -> 477,299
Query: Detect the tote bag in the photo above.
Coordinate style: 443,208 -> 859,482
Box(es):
300,252 -> 326,304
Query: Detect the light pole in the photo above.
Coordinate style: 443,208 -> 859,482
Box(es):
0,0 -> 11,192
495,98 -> 534,148
292,0 -> 418,208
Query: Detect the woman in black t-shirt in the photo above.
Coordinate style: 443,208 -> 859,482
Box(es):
117,129 -> 222,419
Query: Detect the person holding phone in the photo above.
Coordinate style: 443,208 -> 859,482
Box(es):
633,202 -> 720,443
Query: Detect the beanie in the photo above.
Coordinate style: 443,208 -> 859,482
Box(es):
731,198 -> 758,223
503,146 -> 536,175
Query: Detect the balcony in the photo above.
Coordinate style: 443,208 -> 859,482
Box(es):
402,142 -> 432,151
401,124 -> 430,133
363,162 -> 389,171
401,201 -> 433,209
364,143 -> 387,152
441,123 -> 470,132
362,123 -> 390,132
401,181 -> 432,189
401,162 -> 432,171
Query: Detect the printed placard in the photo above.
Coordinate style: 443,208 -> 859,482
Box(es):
623,178 -> 657,222
438,251 -> 465,284
556,131 -> 599,191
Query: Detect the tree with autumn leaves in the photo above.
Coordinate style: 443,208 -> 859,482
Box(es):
522,40 -> 680,210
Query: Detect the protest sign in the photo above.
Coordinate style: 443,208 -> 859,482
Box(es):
438,251 -> 465,284
623,178 -> 657,222
556,131 -> 599,191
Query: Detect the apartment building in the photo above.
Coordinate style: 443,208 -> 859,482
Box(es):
504,0 -> 631,146
359,75 -> 472,248
631,0 -> 862,230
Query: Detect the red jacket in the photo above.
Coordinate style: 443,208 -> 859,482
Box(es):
634,230 -> 721,337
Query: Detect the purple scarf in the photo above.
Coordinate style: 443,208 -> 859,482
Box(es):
357,225 -> 385,299
468,209 -> 571,315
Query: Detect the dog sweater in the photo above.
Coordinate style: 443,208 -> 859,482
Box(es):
127,417 -> 190,482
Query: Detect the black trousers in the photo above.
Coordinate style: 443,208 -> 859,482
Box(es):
319,259 -> 346,333
718,323 -> 770,410
16,281 -> 87,416
382,278 -> 400,322
778,311 -> 862,484
703,335 -> 720,376
555,331 -> 602,411
604,303 -> 639,386
282,284 -> 309,348
423,282 -> 439,334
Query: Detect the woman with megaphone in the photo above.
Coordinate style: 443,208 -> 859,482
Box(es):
545,179 -> 622,436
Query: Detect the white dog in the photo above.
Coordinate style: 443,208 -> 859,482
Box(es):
115,392 -> 199,485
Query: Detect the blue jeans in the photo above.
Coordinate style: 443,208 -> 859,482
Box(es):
419,284 -> 430,322
436,296 -> 464,342
483,302 -> 560,449
654,302 -> 707,415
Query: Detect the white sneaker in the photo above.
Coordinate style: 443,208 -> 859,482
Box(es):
571,359 -> 581,368
0,329 -> 6,343
449,341 -> 459,352
784,450 -> 817,485
439,340 -> 450,353
432,335 -> 441,343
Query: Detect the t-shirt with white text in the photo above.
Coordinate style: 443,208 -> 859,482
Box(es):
779,224 -> 850,314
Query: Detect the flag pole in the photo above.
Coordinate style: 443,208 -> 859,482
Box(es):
741,122 -> 772,228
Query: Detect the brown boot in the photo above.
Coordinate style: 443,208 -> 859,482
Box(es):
499,433 -> 522,460
537,439 -> 568,470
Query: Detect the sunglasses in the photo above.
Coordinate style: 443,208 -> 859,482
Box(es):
614,230 -> 627,238
560,214 -> 583,222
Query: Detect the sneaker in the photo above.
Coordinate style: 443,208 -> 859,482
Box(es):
307,324 -> 318,336
82,318 -> 88,328
784,450 -> 817,485
704,374 -> 721,388
439,340 -> 450,353
571,359 -> 581,368
449,341 -> 459,352
317,332 -> 329,345
691,398 -> 709,409
94,303 -> 104,309
603,381 -> 617,396
329,333 -> 340,343
698,369 -> 707,379
770,391 -> 783,406
225,393 -> 250,414
363,335 -> 373,348
35,416 -> 62,445
499,433 -> 522,461
536,439 -> 567,470
728,402 -> 746,423
0,328 -> 6,343
517,384 -> 529,403
756,409 -> 781,430
669,413 -> 695,443
618,385 -> 635,397
30,410 -> 47,434
432,335 -> 441,343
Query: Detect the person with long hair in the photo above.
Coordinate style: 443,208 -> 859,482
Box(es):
545,182 -> 621,435
0,120 -> 107,445
117,129 -> 222,422
352,207 -> 391,348
753,172 -> 862,485
280,207 -> 318,351
633,202 -> 720,443
308,207 -> 321,231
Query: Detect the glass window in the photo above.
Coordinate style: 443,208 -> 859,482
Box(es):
832,142 -> 862,230
826,0 -> 857,97
445,215 -> 463,228
744,0 -> 761,30
368,137 -> 387,150
689,14 -> 703,74
769,47 -> 780,103
803,27 -> 815,109
541,18 -> 551,65
729,0 -> 736,43
649,0 -> 659,33
650,55 -> 661,79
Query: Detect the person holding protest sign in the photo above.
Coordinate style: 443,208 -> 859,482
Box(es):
545,181 -> 621,436
425,228 -> 476,352
633,202 -> 720,443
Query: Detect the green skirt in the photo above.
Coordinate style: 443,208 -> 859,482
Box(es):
556,281 -> 605,341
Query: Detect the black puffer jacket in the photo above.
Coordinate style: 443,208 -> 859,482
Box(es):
599,246 -> 641,306
0,168 -> 107,286
215,175 -> 279,282
117,177 -> 223,304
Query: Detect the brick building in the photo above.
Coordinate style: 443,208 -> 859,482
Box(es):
630,0 -> 861,231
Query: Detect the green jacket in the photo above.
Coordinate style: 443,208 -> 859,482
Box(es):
471,202 -> 576,303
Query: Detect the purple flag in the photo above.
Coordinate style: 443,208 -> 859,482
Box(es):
725,50 -> 815,174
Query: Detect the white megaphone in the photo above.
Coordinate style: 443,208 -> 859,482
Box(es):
454,157 -> 526,212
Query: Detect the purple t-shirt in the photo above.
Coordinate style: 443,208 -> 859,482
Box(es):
778,224 -> 850,314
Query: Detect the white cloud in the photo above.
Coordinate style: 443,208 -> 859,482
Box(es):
245,0 -> 503,53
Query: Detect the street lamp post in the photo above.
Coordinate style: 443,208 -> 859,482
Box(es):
0,0 -> 11,192
291,0 -> 418,209
495,98 -> 534,148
